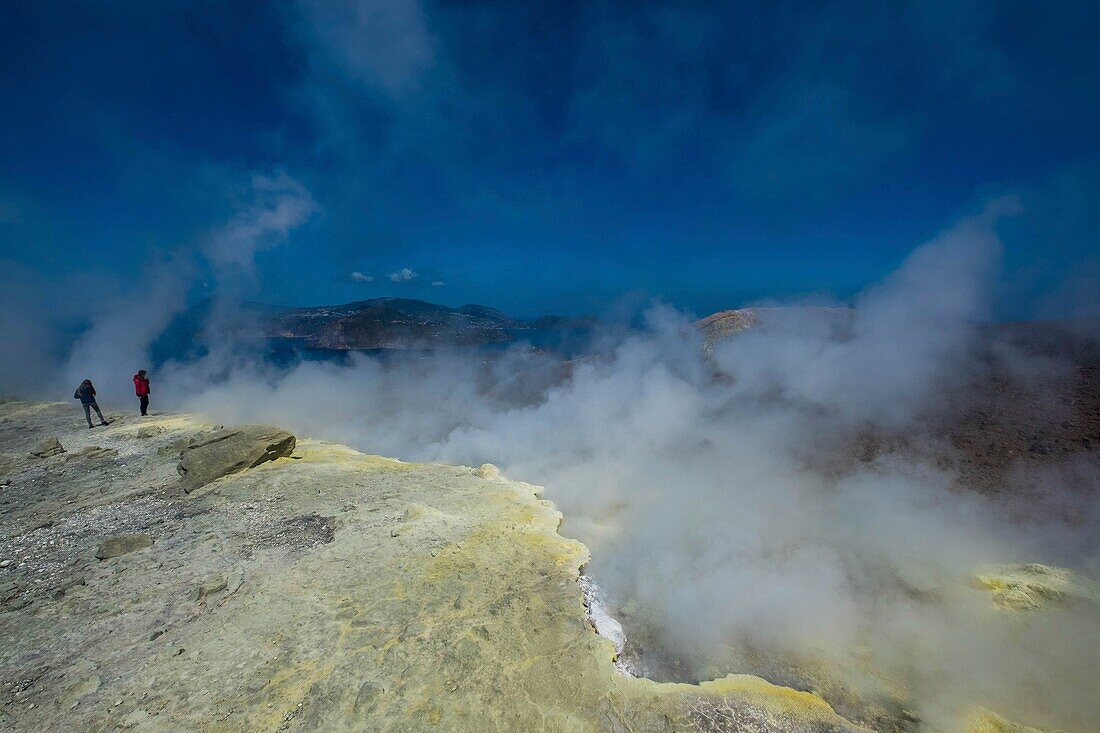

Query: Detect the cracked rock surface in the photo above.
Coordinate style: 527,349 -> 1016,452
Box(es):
177,425 -> 296,493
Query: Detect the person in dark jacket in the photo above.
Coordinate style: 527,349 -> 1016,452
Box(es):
74,379 -> 109,428
133,369 -> 151,416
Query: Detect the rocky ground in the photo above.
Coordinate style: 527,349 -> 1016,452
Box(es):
0,400 -> 878,733
4,318 -> 1095,732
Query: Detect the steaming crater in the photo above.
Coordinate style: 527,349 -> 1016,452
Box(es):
575,519 -> 1100,733
0,402 -> 880,732
36,199 -> 1093,733
579,573 -> 636,676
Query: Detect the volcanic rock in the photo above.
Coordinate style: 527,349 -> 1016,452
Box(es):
65,446 -> 118,462
474,463 -> 500,479
972,563 -> 1100,610
64,675 -> 101,706
94,533 -> 153,560
177,425 -> 295,493
29,436 -> 65,458
695,308 -> 761,346
967,708 -> 1051,733
225,567 -> 245,595
193,576 -> 228,602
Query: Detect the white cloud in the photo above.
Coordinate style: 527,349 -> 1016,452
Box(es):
350,271 -> 374,283
430,280 -> 445,287
389,267 -> 418,283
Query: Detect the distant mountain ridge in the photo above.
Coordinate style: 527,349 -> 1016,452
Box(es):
261,297 -> 593,350
245,299 -> 855,351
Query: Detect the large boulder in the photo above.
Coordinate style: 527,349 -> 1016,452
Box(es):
177,425 -> 296,493
473,463 -> 500,479
29,437 -> 65,458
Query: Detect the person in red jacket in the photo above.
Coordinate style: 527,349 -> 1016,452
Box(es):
133,369 -> 151,415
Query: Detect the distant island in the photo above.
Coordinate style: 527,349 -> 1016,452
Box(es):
163,297 -> 597,353
261,297 -> 595,350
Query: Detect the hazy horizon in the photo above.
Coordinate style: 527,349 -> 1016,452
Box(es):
2,2 -> 1099,321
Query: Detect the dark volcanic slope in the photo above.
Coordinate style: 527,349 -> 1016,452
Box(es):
845,320 -> 1100,516
706,310 -> 1100,512
942,321 -> 1100,500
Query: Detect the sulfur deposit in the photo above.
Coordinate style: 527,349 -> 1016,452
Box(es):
0,401 -> 1072,732
971,563 -> 1100,611
0,401 -> 867,732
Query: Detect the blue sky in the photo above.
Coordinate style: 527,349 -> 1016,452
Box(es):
1,0 -> 1098,318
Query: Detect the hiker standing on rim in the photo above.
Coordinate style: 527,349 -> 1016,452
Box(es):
74,379 -> 109,428
133,369 -> 151,416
